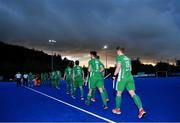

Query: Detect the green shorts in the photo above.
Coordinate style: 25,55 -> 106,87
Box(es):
66,76 -> 73,84
74,76 -> 83,88
116,76 -> 135,91
89,73 -> 104,89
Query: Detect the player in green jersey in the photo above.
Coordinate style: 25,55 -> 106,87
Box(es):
91,55 -> 109,102
55,70 -> 61,89
63,62 -> 74,97
50,71 -> 56,88
85,51 -> 108,109
41,73 -> 45,85
44,72 -> 49,85
112,47 -> 146,118
73,60 -> 85,100
28,72 -> 34,87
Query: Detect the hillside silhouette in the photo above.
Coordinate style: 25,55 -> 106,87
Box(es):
0,41 -> 71,79
0,41 -> 179,80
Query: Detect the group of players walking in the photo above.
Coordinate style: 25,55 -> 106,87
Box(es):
15,47 -> 146,119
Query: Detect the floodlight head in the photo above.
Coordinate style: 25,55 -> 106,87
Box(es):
49,40 -> 56,43
103,45 -> 108,49
51,40 -> 56,43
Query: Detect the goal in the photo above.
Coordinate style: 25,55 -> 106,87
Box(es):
156,71 -> 168,77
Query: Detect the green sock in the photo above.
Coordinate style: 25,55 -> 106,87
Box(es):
73,88 -> 76,96
87,93 -> 91,100
104,88 -> 109,99
132,95 -> 143,110
66,84 -> 70,92
86,93 -> 91,105
100,92 -> 107,106
116,95 -> 121,109
80,86 -> 84,97
92,88 -> 96,98
70,84 -> 73,95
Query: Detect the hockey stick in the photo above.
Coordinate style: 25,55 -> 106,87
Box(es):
104,73 -> 111,79
112,78 -> 117,96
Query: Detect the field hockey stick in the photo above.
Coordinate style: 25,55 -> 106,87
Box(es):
104,73 -> 111,79
112,78 -> 117,96
113,79 -> 116,89
84,73 -> 89,86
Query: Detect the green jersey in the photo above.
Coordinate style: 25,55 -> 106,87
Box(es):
65,67 -> 73,78
116,55 -> 132,79
50,71 -> 56,80
44,73 -> 48,80
55,71 -> 61,80
28,72 -> 34,81
115,55 -> 135,91
73,66 -> 83,77
88,58 -> 104,75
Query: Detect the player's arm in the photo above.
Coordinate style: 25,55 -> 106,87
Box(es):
63,71 -> 66,80
88,64 -> 91,72
81,67 -> 85,81
100,66 -> 105,73
85,65 -> 91,86
113,63 -> 121,80
85,72 -> 89,86
72,69 -> 75,81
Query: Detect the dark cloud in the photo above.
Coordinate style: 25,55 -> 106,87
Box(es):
0,0 -> 180,63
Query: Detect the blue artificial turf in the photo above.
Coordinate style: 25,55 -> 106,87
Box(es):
0,77 -> 180,122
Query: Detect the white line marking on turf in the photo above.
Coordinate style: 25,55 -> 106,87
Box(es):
24,86 -> 116,123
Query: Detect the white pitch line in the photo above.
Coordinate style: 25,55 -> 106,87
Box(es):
24,86 -> 116,123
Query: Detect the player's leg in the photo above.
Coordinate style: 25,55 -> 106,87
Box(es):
91,88 -> 97,102
79,86 -> 84,100
66,79 -> 70,94
72,78 -> 77,99
85,77 -> 95,105
53,79 -> 56,87
78,77 -> 84,100
127,79 -> 146,118
103,86 -> 109,101
85,88 -> 93,105
70,79 -> 74,96
25,79 -> 28,86
98,87 -> 108,109
112,91 -> 122,114
112,81 -> 126,114
97,77 -> 108,109
57,79 -> 60,88
55,79 -> 59,88
52,79 -> 55,88
16,79 -> 19,87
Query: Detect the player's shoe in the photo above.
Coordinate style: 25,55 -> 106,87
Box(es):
56,87 -> 60,89
103,105 -> 108,110
91,98 -> 96,102
66,92 -> 70,95
81,97 -> 84,100
71,95 -> 76,99
112,108 -> 121,114
85,100 -> 90,106
138,109 -> 146,119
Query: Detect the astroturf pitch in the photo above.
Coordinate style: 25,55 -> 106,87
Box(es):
0,77 -> 180,122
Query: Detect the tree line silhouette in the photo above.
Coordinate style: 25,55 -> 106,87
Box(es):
0,41 -> 179,80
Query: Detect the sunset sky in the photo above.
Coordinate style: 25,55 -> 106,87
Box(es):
0,0 -> 180,66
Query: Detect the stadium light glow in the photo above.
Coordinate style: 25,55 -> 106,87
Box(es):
103,45 -> 108,49
49,40 -> 56,43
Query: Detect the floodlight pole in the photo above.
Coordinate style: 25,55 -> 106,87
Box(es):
49,40 -> 56,71
103,45 -> 108,75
